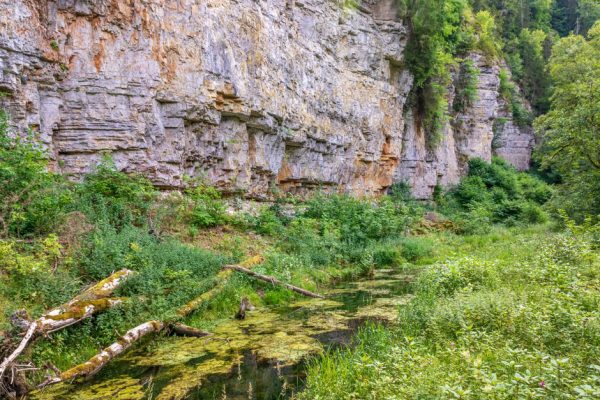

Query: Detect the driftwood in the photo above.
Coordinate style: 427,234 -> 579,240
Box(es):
223,265 -> 325,298
39,256 -> 264,386
0,269 -> 133,389
170,323 -> 211,338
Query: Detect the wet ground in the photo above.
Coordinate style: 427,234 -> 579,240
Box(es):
31,268 -> 415,400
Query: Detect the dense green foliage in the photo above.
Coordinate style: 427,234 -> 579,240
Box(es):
438,157 -> 552,232
0,114 -> 424,375
246,194 -> 423,285
300,224 -> 600,399
1,3 -> 599,391
535,22 -> 600,220
0,118 -> 231,369
0,111 -> 72,238
399,0 -> 598,146
0,98 -> 597,397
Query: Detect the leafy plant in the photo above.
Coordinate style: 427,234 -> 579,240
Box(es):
535,22 -> 600,221
440,157 -> 551,227
0,111 -> 73,238
183,181 -> 228,228
453,59 -> 480,112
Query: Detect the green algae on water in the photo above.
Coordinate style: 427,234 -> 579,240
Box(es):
29,268 -> 414,400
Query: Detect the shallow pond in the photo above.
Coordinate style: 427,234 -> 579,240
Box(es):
31,269 -> 414,400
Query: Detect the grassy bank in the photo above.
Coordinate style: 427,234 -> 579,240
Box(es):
299,224 -> 600,399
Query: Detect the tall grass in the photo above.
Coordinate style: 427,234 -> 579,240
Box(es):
299,225 -> 600,399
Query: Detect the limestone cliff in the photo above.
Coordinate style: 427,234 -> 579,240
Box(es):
0,0 -> 534,198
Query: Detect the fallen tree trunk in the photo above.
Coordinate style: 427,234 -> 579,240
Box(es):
223,265 -> 325,298
39,256 -> 264,386
41,321 -> 165,386
0,269 -> 133,389
39,298 -> 126,334
38,269 -> 134,334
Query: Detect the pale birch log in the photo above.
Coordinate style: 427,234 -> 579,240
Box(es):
39,256 -> 263,386
0,322 -> 38,381
0,269 -> 134,385
37,269 -> 134,333
44,321 -> 165,385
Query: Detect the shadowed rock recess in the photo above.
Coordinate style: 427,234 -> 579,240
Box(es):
0,0 -> 533,198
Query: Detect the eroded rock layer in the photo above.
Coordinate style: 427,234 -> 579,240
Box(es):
0,0 -> 533,198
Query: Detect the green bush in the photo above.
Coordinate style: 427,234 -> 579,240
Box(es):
247,203 -> 288,236
372,244 -> 404,268
441,157 -> 551,227
183,182 -> 228,228
398,236 -> 434,263
0,237 -> 81,316
0,111 -> 72,237
76,155 -> 156,229
452,175 -> 490,206
303,194 -> 412,245
453,59 -> 480,112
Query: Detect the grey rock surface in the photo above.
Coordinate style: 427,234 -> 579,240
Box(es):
0,0 -> 534,198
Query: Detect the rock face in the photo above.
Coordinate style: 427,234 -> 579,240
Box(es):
0,0 -> 534,198
396,53 -> 535,198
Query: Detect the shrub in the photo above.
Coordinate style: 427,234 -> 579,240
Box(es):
0,111 -> 72,237
398,237 -> 434,263
453,59 -> 480,112
0,237 -> 81,314
247,203 -> 288,236
498,69 -> 533,127
451,175 -> 490,206
454,205 -> 494,235
441,157 -> 551,227
303,194 -> 412,246
183,182 -> 228,228
372,244 -> 404,268
76,155 -> 156,229
387,181 -> 414,203
520,201 -> 548,224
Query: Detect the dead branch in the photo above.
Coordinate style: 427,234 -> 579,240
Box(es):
223,265 -> 325,298
0,322 -> 37,382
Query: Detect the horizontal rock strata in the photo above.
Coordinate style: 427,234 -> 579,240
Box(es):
0,0 -> 533,198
